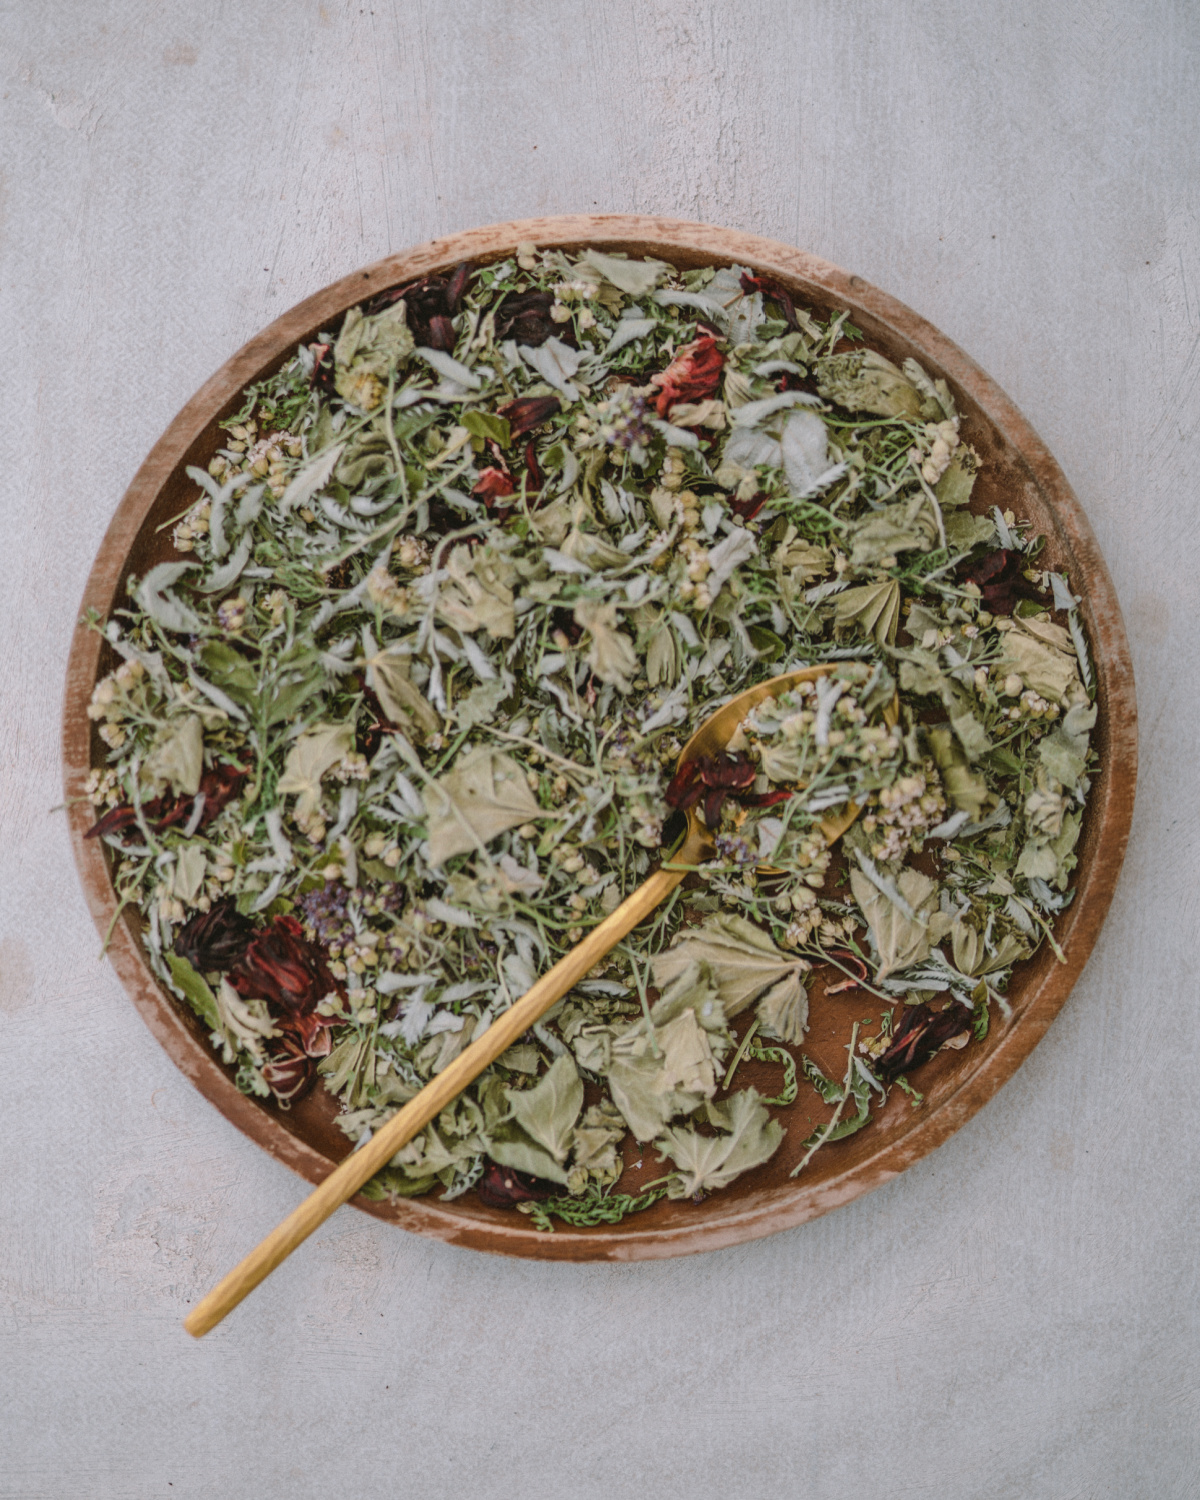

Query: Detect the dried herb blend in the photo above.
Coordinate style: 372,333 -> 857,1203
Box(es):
83,246 -> 1097,1223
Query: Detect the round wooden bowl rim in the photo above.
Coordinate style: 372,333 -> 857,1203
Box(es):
63,214 -> 1138,1261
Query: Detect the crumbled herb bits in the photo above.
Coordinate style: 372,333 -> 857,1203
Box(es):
84,246 -> 1096,1219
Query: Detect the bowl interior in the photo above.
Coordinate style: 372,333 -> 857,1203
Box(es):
63,216 -> 1136,1260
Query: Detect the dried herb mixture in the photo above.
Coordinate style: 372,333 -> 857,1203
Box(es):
82,245 -> 1097,1222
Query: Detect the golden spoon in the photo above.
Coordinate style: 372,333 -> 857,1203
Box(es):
184,665 -> 848,1336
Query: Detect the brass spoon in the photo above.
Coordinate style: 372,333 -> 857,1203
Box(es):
184,665 -> 847,1336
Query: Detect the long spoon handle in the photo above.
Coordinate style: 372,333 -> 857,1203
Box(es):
184,859 -> 689,1337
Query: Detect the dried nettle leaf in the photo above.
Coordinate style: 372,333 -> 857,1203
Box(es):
424,746 -> 544,865
850,863 -> 953,980
277,722 -> 355,827
655,1088 -> 784,1198
651,914 -> 810,1021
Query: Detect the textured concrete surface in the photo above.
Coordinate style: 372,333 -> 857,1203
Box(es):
1,4 -> 1197,1497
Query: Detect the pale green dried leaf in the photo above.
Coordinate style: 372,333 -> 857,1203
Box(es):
850,864 -> 953,980
574,599 -> 639,692
277,722 -> 355,825
656,1088 -> 783,1197
814,349 -> 924,418
579,248 -> 667,296
505,1054 -> 583,1163
142,714 -> 204,798
1037,702 -> 1096,788
998,621 -> 1080,704
755,970 -> 809,1043
834,578 -> 901,646
651,914 -> 808,1018
423,746 -> 543,865
365,643 -> 440,734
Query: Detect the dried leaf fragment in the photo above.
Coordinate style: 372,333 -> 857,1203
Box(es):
423,746 -> 544,865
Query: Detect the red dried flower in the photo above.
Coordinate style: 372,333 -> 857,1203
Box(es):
873,1001 -> 973,1082
665,752 -> 757,826
444,261 -> 474,313
497,394 -> 561,438
173,897 -> 254,972
425,314 -> 456,352
731,490 -> 769,522
495,290 -> 563,348
650,335 -> 725,418
261,1035 -> 316,1105
472,466 -> 516,505
229,914 -> 341,1057
84,763 -> 247,841
476,1162 -> 561,1208
956,548 -> 1051,616
523,440 -> 542,491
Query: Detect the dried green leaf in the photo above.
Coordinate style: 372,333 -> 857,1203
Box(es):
926,723 -> 989,817
850,864 -> 953,980
814,349 -> 924,418
167,953 -> 220,1031
998,620 -> 1080,705
755,970 -> 809,1043
437,543 -> 516,640
364,642 -> 440,734
142,714 -> 204,798
655,1088 -> 783,1198
574,599 -> 638,691
934,445 -> 979,507
334,302 -> 414,410
650,914 -> 809,1018
579,248 -> 667,296
505,1054 -> 583,1163
423,745 -> 543,865
834,578 -> 901,646
849,494 -> 939,567
277,722 -> 355,825
1037,702 -> 1096,789
942,509 -> 994,550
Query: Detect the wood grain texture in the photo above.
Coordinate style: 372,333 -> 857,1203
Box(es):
2,4 -> 1198,1497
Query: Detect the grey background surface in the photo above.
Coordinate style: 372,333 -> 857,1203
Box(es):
1,4 -> 1197,1497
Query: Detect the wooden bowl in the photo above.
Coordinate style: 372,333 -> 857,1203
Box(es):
63,216 -> 1137,1261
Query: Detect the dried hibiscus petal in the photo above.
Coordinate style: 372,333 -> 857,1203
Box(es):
650,335 -> 725,418
173,897 -> 254,972
261,1035 -> 316,1105
230,914 -> 340,1020
444,260 -> 474,313
731,490 -> 769,522
956,548 -> 1050,616
874,1001 -> 973,1082
472,466 -> 516,505
425,314 -> 456,352
84,762 -> 246,841
497,394 -> 560,438
495,290 -> 561,347
476,1162 -> 561,1208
